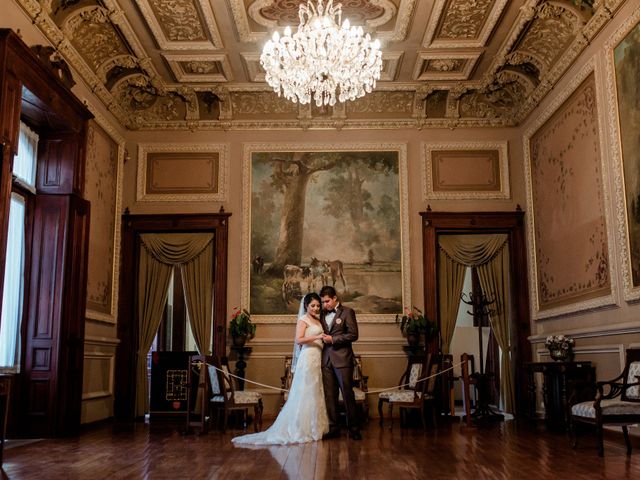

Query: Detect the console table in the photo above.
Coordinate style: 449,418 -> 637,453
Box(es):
526,361 -> 595,431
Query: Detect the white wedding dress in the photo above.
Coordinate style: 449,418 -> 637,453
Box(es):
232,320 -> 329,445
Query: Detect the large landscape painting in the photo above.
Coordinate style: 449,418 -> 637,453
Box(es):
243,145 -> 409,320
614,19 -> 640,289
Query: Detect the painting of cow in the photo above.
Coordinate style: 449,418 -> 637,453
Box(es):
244,145 -> 410,318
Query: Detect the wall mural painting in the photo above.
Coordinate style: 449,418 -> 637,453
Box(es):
614,20 -> 640,288
530,73 -> 611,311
248,149 -> 406,317
85,120 -> 118,318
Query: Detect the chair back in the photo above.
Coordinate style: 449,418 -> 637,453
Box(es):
283,355 -> 294,390
420,354 -> 441,397
209,356 -> 237,404
622,348 -> 640,402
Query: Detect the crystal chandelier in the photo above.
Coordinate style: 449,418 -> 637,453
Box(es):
260,0 -> 383,107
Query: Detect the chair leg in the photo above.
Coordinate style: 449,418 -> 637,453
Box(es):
596,424 -> 604,457
222,408 -> 228,433
569,418 -> 577,449
420,406 -> 427,430
388,403 -> 394,430
622,426 -> 632,456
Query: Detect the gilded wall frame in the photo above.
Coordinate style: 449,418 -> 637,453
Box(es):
136,143 -> 229,202
422,141 -> 510,200
604,8 -> 640,302
83,102 -> 124,324
241,143 -> 411,324
523,59 -> 617,320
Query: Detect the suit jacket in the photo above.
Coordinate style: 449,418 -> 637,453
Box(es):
321,304 -> 358,368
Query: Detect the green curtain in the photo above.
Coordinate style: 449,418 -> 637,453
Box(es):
437,234 -> 514,413
135,233 -> 214,417
437,250 -> 466,354
180,240 -> 214,355
135,246 -> 173,417
478,246 -> 515,413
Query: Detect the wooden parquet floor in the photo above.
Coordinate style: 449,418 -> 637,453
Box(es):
2,419 -> 640,479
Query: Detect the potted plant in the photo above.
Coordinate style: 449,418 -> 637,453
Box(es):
396,307 -> 436,347
230,308 -> 256,347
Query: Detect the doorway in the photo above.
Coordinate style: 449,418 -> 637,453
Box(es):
420,210 -> 531,415
115,213 -> 231,421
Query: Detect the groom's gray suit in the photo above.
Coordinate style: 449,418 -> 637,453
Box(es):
321,303 -> 360,436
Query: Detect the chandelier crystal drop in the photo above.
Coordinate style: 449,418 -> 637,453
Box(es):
260,0 -> 383,107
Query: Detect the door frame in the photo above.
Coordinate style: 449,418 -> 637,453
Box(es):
115,212 -> 231,421
420,210 -> 531,415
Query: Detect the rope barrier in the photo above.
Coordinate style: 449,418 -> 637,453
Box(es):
204,359 -> 468,394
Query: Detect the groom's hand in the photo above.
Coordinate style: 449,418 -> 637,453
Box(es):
322,334 -> 333,344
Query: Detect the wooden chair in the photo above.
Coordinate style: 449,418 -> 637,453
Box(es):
339,355 -> 369,421
378,353 -> 425,425
280,355 -> 294,407
207,356 -> 263,432
570,348 -> 640,456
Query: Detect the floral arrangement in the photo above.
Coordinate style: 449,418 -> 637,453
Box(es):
229,308 -> 256,339
396,307 -> 437,338
545,335 -> 575,360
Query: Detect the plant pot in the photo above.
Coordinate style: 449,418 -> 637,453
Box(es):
232,335 -> 247,348
406,333 -> 420,347
548,348 -> 572,362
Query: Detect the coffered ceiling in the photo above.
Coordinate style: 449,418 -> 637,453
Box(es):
16,0 -> 624,130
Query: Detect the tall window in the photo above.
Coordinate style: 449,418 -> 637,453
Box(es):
0,122 -> 37,370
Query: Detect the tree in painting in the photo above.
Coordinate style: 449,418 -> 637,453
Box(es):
250,150 -> 402,315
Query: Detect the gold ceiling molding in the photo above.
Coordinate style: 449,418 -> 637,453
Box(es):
412,49 -> 482,81
163,53 -> 234,82
135,0 -> 223,50
12,0 -> 628,130
231,0 -> 416,43
248,0 -> 395,29
423,0 -> 509,49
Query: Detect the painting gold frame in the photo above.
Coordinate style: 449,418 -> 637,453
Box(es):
240,142 -> 411,324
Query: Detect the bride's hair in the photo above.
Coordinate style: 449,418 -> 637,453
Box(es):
303,292 -> 321,311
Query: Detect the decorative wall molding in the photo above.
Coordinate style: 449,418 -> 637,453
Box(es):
84,335 -> 121,347
528,320 -> 640,343
241,142 -> 410,325
136,143 -> 229,202
82,101 -> 124,326
603,7 -> 640,302
523,58 -> 619,320
82,352 -> 115,400
422,140 -> 510,200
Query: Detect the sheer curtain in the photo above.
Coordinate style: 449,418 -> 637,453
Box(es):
14,122 -> 38,187
0,194 -> 26,368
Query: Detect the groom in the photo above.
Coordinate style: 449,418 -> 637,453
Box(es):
319,285 -> 361,440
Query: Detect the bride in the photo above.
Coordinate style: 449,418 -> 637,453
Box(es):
232,292 -> 329,445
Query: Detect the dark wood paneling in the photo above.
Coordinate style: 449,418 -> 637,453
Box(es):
37,132 -> 81,195
0,30 -> 91,438
116,213 -> 231,421
23,195 -> 89,436
420,210 -> 532,416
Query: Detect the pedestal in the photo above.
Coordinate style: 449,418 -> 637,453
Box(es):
230,346 -> 252,391
525,361 -> 595,431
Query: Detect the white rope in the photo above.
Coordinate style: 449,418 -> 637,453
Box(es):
366,360 -> 466,394
206,359 -> 468,394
